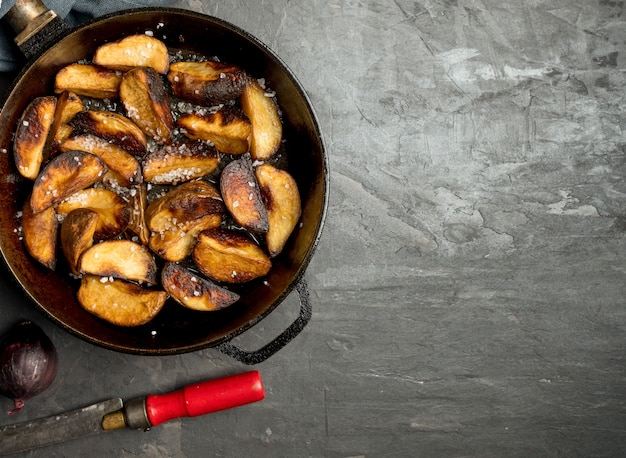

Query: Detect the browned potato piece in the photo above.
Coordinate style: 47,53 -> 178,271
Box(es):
79,239 -> 158,284
67,110 -> 147,156
30,151 -> 107,213
167,60 -> 250,106
14,96 -> 57,180
220,153 -> 268,233
54,64 -> 123,99
145,180 -> 224,233
162,262 -> 239,311
256,164 -> 301,257
149,213 -> 222,262
93,34 -> 170,74
193,228 -> 271,283
126,183 -> 150,245
21,196 -> 58,270
178,108 -> 251,155
77,275 -> 166,327
57,188 -> 130,240
120,66 -> 174,144
60,208 -> 98,275
49,91 -> 84,152
143,140 -> 220,185
240,80 -> 282,161
59,134 -> 141,187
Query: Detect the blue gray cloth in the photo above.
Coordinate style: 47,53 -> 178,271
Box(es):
0,0 -> 175,72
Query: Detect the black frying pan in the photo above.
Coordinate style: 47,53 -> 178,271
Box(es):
0,0 -> 328,363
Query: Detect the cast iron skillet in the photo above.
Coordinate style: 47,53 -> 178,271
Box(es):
0,2 -> 328,363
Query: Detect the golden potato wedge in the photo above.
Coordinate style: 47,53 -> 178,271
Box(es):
167,60 -> 250,106
193,228 -> 271,283
21,196 -> 58,270
255,164 -> 301,257
60,208 -> 98,275
149,213 -> 222,262
14,96 -> 57,180
49,91 -> 84,152
67,110 -> 147,156
93,34 -> 170,74
240,79 -> 282,161
54,64 -> 123,99
59,134 -> 142,187
57,188 -> 130,240
162,262 -> 239,311
77,275 -> 166,327
177,107 -> 251,155
30,151 -> 107,213
126,183 -> 150,245
145,180 -> 224,233
142,140 -> 220,185
120,66 -> 174,144
220,153 -> 268,233
79,239 -> 158,284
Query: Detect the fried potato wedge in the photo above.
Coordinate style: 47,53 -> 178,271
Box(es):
167,60 -> 250,106
49,91 -> 84,152
30,151 -> 107,213
145,180 -> 224,233
54,64 -> 123,99
162,262 -> 239,311
14,96 -> 57,180
256,164 -> 301,257
149,213 -> 222,262
59,134 -> 141,187
120,66 -> 174,144
93,34 -> 170,74
143,140 -> 220,185
21,197 -> 58,270
78,275 -> 166,327
57,188 -> 130,240
178,107 -> 251,155
220,153 -> 268,233
240,80 -> 282,161
68,110 -> 147,156
79,239 -> 158,284
126,183 -> 150,245
193,228 -> 271,283
60,208 -> 98,275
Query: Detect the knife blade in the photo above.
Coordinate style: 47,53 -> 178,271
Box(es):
0,370 -> 264,455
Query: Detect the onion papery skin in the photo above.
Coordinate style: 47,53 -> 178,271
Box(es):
0,321 -> 58,414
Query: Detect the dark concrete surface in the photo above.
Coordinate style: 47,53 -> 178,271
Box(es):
0,0 -> 625,456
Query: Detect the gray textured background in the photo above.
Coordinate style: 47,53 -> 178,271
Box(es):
1,0 -> 625,456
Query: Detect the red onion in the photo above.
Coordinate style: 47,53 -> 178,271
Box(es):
0,320 -> 58,414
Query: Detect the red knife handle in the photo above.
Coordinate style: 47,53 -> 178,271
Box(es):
144,371 -> 265,427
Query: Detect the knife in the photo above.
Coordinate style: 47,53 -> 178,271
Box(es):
0,370 -> 265,455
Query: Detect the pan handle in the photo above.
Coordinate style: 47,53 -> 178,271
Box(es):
5,0 -> 70,60
215,278 -> 312,365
